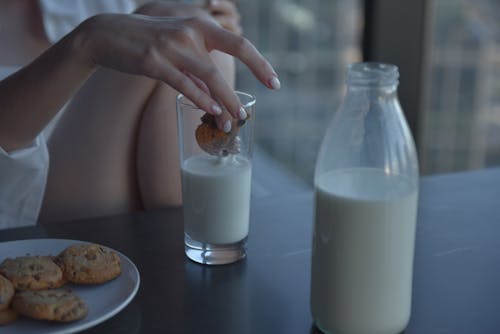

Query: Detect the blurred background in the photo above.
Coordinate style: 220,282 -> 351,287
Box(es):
235,0 -> 500,182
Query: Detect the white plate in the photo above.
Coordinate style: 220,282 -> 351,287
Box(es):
0,238 -> 140,334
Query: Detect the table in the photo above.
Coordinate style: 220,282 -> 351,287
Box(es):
1,167 -> 500,333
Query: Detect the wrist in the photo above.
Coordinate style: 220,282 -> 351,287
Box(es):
64,17 -> 100,72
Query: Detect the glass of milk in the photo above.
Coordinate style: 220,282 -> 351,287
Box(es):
176,91 -> 255,265
311,63 -> 419,334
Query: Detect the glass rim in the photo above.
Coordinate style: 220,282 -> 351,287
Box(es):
177,91 -> 256,109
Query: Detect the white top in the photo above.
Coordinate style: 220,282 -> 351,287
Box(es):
0,133 -> 49,229
0,65 -> 50,230
39,0 -> 137,43
0,0 -> 137,230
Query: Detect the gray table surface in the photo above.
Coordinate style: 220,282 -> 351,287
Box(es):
1,163 -> 500,333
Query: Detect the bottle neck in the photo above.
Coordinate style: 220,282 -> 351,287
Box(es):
345,62 -> 399,97
346,83 -> 398,98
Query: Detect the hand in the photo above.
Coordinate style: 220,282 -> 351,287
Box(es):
76,10 -> 280,128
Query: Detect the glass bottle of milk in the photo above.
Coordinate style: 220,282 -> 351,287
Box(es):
310,62 -> 419,334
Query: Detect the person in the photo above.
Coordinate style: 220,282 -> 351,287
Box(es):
0,0 -> 280,229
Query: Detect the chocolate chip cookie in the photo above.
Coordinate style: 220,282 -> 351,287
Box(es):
57,243 -> 121,284
0,256 -> 65,291
12,290 -> 87,322
195,113 -> 243,156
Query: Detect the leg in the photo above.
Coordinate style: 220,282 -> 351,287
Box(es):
39,51 -> 235,223
39,68 -> 157,223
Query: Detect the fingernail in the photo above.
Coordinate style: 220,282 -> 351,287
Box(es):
269,76 -> 281,90
211,104 -> 222,115
238,107 -> 247,120
223,120 -> 232,133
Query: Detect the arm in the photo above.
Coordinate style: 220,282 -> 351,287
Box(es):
0,9 -> 279,152
0,31 -> 93,151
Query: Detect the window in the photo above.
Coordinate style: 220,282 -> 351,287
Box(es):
237,0 -> 363,182
420,0 -> 500,174
237,0 -> 499,179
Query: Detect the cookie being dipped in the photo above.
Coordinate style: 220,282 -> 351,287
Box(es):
195,113 -> 245,156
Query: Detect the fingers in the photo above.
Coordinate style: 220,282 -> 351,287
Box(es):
183,71 -> 233,134
200,21 -> 281,91
214,108 -> 233,133
163,65 -> 223,117
185,71 -> 232,133
184,71 -> 210,95
173,19 -> 278,119
212,15 -> 242,34
179,52 -> 244,120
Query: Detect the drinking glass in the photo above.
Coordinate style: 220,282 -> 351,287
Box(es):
177,92 -> 256,265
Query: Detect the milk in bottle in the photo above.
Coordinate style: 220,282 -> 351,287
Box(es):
310,63 -> 419,334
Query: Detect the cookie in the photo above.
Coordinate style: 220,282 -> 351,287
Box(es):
12,290 -> 87,322
0,256 -> 65,291
0,275 -> 14,310
57,243 -> 121,284
195,113 -> 242,156
0,308 -> 18,325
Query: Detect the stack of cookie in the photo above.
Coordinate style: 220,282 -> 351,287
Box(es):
0,242 -> 121,325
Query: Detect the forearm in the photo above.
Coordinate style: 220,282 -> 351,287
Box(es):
0,26 -> 95,151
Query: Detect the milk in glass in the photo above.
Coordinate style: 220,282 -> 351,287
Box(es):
181,154 -> 251,245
